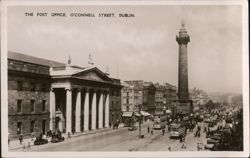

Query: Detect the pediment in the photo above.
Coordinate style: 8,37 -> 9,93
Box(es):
73,68 -> 112,82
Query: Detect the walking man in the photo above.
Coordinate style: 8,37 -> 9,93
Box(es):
151,129 -> 153,135
147,126 -> 150,133
162,128 -> 165,136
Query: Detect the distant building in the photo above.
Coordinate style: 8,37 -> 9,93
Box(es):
122,80 -> 156,115
154,83 -> 165,115
121,82 -> 143,113
189,88 -> 209,111
164,83 -> 178,110
8,51 -> 122,139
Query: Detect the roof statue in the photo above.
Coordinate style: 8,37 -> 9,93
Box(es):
67,55 -> 71,65
88,54 -> 94,67
181,19 -> 185,28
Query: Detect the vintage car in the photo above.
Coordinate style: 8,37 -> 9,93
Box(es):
34,135 -> 48,145
207,138 -> 220,144
128,125 -> 138,131
210,135 -> 221,141
51,132 -> 65,143
204,144 -> 215,150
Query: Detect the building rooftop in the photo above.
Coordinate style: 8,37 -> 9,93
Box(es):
8,51 -> 65,67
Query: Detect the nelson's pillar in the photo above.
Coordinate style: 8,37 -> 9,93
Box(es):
175,21 -> 193,115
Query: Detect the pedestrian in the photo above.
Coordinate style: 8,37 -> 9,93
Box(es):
151,129 -> 153,135
23,143 -> 26,150
162,128 -> 165,136
19,134 -> 23,144
197,143 -> 200,151
168,146 -> 171,151
179,136 -> 182,143
28,141 -> 31,148
204,126 -> 207,133
147,126 -> 150,133
183,135 -> 185,142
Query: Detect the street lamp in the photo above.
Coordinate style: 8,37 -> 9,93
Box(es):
138,104 -> 143,138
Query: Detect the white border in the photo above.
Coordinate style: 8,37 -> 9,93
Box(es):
1,0 -> 249,157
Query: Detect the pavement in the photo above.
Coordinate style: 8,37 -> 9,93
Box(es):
8,124 -> 124,151
9,121 -> 210,152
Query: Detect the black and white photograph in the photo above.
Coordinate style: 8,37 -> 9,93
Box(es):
1,0 -> 249,157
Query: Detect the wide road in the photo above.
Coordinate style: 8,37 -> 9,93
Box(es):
20,121 -> 208,152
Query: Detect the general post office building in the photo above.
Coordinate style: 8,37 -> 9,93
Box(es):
8,51 -> 122,139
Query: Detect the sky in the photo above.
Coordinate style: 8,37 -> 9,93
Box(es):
7,5 -> 242,94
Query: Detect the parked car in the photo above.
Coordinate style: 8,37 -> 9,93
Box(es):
207,138 -> 220,144
34,134 -> 48,145
51,132 -> 64,143
128,125 -> 138,131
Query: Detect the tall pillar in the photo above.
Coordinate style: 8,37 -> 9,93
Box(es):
176,20 -> 190,101
84,90 -> 89,131
98,93 -> 104,129
91,91 -> 97,130
50,89 -> 55,131
66,88 -> 72,134
75,89 -> 81,132
105,93 -> 110,128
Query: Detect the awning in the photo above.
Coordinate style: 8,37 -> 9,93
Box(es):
165,110 -> 172,114
140,111 -> 151,116
122,112 -> 133,117
134,112 -> 139,116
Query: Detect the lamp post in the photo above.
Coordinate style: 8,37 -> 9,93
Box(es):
138,104 -> 143,138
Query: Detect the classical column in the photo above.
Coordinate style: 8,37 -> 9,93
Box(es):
84,90 -> 89,131
75,89 -> 81,132
98,93 -> 104,129
105,93 -> 110,128
91,91 -> 97,130
50,89 -> 55,131
66,88 -> 72,134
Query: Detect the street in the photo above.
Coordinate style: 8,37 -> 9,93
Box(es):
14,121 -> 208,152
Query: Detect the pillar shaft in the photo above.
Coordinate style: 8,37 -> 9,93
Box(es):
105,93 -> 110,128
178,44 -> 189,101
75,90 -> 81,132
84,91 -> 89,131
91,92 -> 97,130
98,93 -> 104,129
66,89 -> 72,133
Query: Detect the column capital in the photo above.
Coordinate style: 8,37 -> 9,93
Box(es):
65,87 -> 72,91
50,88 -> 55,92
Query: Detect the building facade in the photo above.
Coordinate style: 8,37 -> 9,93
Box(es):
8,51 -> 64,139
121,81 -> 143,113
123,80 -> 156,115
154,83 -> 165,115
8,51 -> 122,139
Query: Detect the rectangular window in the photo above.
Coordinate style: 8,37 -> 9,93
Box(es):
42,100 -> 46,111
30,121 -> 35,133
41,83 -> 47,92
17,81 -> 23,91
17,99 -> 22,113
30,99 -> 35,112
30,82 -> 36,91
126,98 -> 129,104
17,122 -> 22,134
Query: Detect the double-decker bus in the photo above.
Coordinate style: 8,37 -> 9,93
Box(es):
169,122 -> 185,138
153,115 -> 168,129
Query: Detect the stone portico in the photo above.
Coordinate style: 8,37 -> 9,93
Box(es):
49,64 -> 118,133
